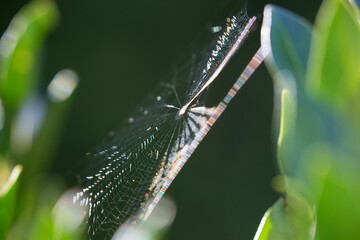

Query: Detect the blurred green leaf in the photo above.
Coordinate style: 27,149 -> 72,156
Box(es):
254,196 -> 315,240
0,164 -> 22,239
307,0 -> 360,114
276,87 -> 296,174
13,69 -> 79,223
18,69 -> 79,178
352,0 -> 360,9
261,4 -> 312,84
0,0 -> 59,111
306,0 -> 360,158
52,188 -> 86,240
298,142 -> 360,239
259,1 -> 360,239
261,5 -> 313,175
349,0 -> 360,13
0,1 -> 83,239
10,178 -> 84,240
27,186 -> 82,240
0,0 -> 59,154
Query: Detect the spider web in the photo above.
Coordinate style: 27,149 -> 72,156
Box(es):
73,10 -> 263,240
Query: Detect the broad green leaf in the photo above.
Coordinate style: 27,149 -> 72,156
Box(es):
52,188 -> 86,240
9,175 -> 60,239
15,69 -> 78,178
0,0 -> 59,112
9,179 -> 84,240
261,4 -> 312,84
261,5 -> 313,175
354,0 -> 360,8
254,196 -> 315,240
298,142 -> 360,239
276,85 -> 296,174
0,0 -> 59,154
13,70 -> 78,222
260,1 -> 360,240
307,0 -> 360,163
261,4 -> 336,178
307,0 -> 360,114
349,0 -> 360,16
0,164 -> 22,239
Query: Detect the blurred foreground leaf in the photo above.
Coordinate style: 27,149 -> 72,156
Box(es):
11,69 -> 79,229
307,0 -> 360,158
52,188 -> 86,240
17,69 -> 79,178
352,0 -> 360,9
10,179 -> 85,240
259,1 -> 360,239
299,142 -> 360,239
261,4 -> 312,84
261,5 -> 312,175
307,0 -> 360,115
0,0 -> 59,154
0,1 -> 84,239
254,196 -> 314,240
0,0 -> 59,111
0,164 -> 22,239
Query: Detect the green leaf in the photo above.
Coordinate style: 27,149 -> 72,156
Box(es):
0,0 -> 59,154
0,0 -> 59,112
0,164 -> 22,239
13,70 -> 78,222
261,5 -> 313,175
276,81 -> 297,174
254,196 -> 315,240
27,187 -> 84,240
353,0 -> 360,8
349,0 -> 360,17
15,69 -> 79,178
52,188 -> 86,240
261,4 -> 312,84
9,179 -> 85,240
307,0 -> 360,114
260,1 -> 360,239
298,142 -> 360,239
307,0 -> 360,164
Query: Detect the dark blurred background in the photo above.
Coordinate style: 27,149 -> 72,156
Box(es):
1,0 -> 321,239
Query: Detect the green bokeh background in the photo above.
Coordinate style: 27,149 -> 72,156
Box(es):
1,0 -> 321,239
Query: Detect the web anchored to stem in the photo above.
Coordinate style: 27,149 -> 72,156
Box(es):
73,10 -> 266,240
